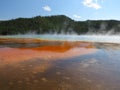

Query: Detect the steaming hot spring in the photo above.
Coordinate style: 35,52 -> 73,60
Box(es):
1,34 -> 120,43
0,34 -> 120,90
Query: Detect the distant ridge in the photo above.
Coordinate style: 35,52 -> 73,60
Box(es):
0,15 -> 120,35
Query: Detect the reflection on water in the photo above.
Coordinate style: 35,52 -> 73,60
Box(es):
0,38 -> 120,90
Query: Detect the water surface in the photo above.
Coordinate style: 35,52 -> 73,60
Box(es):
1,34 -> 120,43
0,37 -> 120,90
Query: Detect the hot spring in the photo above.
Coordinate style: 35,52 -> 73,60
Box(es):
0,34 -> 120,90
0,34 -> 120,43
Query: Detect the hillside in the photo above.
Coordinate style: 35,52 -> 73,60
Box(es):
0,15 -> 120,35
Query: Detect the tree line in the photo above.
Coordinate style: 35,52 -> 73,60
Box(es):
0,15 -> 120,35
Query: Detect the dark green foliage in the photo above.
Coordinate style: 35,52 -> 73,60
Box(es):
74,21 -> 88,34
0,15 -> 120,35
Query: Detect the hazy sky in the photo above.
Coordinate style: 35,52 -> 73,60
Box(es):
0,0 -> 119,21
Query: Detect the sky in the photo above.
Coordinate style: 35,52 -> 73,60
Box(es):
0,0 -> 120,21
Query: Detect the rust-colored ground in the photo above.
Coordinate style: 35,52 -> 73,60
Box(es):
0,38 -> 96,64
0,38 -> 120,90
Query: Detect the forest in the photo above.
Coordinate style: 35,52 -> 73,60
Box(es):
0,15 -> 120,35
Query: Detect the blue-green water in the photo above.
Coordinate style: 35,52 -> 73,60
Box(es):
1,34 -> 120,43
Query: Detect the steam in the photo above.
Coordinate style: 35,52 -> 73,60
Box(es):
87,22 -> 115,35
1,34 -> 120,44
1,21 -> 120,44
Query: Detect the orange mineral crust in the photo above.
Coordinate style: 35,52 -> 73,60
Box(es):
0,40 -> 97,64
0,38 -> 43,43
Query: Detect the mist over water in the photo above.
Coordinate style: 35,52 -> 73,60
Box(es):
1,34 -> 120,43
1,24 -> 120,90
1,21 -> 120,43
1,20 -> 120,43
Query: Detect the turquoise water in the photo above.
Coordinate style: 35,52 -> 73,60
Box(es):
1,34 -> 120,43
